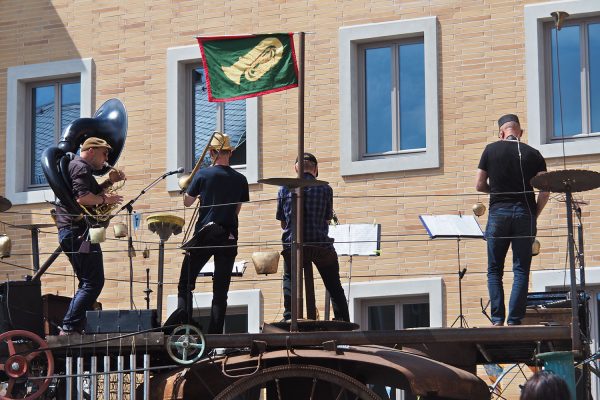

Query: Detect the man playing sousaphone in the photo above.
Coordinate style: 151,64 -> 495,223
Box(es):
55,137 -> 126,334
165,132 -> 249,334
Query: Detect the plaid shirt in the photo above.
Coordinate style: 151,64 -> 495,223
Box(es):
276,173 -> 334,248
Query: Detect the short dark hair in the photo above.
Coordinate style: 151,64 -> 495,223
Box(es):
520,371 -> 571,400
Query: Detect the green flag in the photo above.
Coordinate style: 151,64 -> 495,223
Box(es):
197,33 -> 299,102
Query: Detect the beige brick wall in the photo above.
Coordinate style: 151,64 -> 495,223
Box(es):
0,1 -> 597,345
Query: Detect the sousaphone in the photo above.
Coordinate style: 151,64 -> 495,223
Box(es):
42,98 -> 127,223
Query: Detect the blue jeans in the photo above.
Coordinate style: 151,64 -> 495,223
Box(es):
59,227 -> 104,332
486,204 -> 536,325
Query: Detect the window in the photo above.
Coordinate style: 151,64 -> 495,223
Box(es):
166,289 -> 263,333
546,20 -> 600,139
166,45 -> 259,192
6,58 -> 93,205
339,17 -> 439,176
190,66 -> 247,168
29,80 -> 81,186
363,297 -> 430,331
525,0 -> 600,158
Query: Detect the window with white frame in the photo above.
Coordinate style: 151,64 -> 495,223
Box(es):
339,17 -> 439,176
29,79 -> 81,187
190,65 -> 247,168
525,0 -> 600,158
5,59 -> 93,205
348,278 -> 441,400
166,289 -> 263,333
166,45 -> 259,192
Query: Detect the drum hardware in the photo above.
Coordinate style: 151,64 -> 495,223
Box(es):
532,239 -> 541,257
472,202 -> 486,217
0,196 -> 12,212
89,226 -> 106,244
0,234 -> 11,258
252,251 -> 280,275
143,267 -> 153,309
113,221 -> 128,238
147,214 -> 185,325
143,246 -> 150,259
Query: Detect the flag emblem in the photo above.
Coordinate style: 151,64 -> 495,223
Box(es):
197,33 -> 299,102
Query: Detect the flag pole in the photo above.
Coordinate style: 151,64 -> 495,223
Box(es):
291,32 -> 306,332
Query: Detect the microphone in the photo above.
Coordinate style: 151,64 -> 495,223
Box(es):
164,167 -> 184,177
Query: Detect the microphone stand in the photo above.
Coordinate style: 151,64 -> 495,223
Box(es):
112,170 -> 181,310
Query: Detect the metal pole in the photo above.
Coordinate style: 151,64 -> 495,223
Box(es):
143,354 -> 151,400
566,190 -> 581,352
103,355 -> 110,400
295,31 -> 306,327
31,246 -> 62,281
31,227 -> 40,273
157,239 -> 165,325
290,191 -> 299,332
117,355 -> 124,400
90,355 -> 97,400
65,356 -> 73,400
76,356 -> 84,400
130,353 -> 136,400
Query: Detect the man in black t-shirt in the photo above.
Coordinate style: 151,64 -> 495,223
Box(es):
476,114 -> 549,326
55,137 -> 125,334
166,132 -> 249,334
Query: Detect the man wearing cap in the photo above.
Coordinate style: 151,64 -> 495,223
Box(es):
476,115 -> 549,326
166,132 -> 249,334
55,137 -> 125,334
276,153 -> 350,323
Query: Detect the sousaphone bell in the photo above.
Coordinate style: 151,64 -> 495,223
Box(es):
42,98 -> 128,224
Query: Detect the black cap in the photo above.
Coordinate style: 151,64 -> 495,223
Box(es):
296,152 -> 318,165
498,114 -> 520,128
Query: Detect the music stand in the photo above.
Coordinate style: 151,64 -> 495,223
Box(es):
419,214 -> 484,328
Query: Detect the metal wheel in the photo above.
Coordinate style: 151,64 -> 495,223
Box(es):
489,363 -> 535,400
165,324 -> 206,365
214,364 -> 383,400
0,330 -> 54,400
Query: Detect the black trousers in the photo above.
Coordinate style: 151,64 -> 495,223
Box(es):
281,245 -> 350,322
168,238 -> 237,334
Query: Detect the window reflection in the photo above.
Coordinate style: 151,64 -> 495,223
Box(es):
551,25 -> 582,137
589,23 -> 600,133
365,47 -> 392,154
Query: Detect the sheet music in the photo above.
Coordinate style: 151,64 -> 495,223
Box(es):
328,224 -> 381,256
419,215 -> 484,239
199,260 -> 247,276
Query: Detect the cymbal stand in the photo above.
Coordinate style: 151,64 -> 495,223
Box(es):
565,188 -> 582,351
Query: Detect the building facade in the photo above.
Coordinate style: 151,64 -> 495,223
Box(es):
2,0 -> 600,396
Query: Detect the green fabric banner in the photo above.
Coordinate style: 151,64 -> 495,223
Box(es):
197,33 -> 299,102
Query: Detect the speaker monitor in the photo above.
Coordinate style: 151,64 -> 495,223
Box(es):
0,280 -> 44,337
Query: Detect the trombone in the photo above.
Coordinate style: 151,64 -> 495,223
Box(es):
179,131 -> 227,245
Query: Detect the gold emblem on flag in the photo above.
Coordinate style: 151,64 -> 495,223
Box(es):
222,37 -> 284,85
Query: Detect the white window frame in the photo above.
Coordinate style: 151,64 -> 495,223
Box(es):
361,295 -> 430,330
166,45 -> 259,192
525,0 -> 600,158
166,288 -> 263,333
5,58 -> 93,205
339,17 -> 439,176
345,277 -> 444,327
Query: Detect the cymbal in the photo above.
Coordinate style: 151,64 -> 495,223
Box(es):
0,196 -> 12,212
258,177 -> 329,188
530,169 -> 600,193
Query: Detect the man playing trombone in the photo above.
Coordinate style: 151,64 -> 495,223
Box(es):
167,132 -> 249,334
